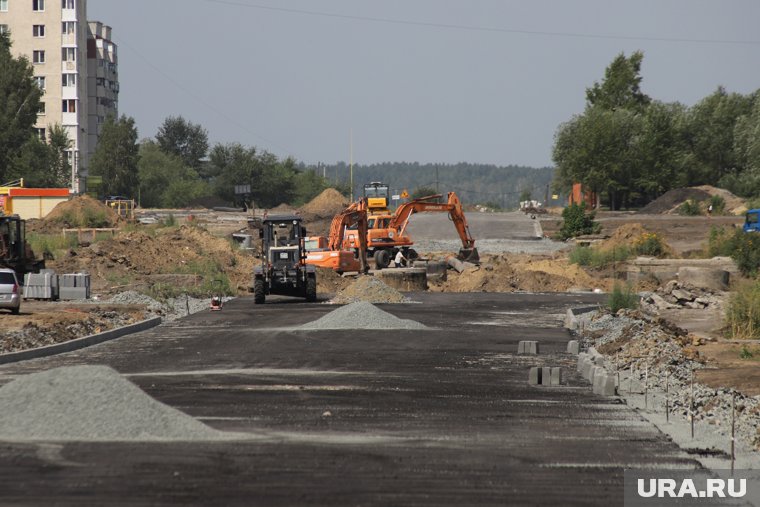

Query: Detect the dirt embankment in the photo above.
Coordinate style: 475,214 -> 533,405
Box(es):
28,195 -> 122,233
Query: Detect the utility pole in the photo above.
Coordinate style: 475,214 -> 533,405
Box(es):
349,129 -> 354,201
436,165 -> 440,194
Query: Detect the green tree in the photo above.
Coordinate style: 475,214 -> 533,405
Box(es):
47,124 -> 73,187
155,116 -> 208,172
0,31 -> 43,181
411,186 -> 438,199
585,51 -> 650,112
89,115 -> 140,198
137,141 -> 210,208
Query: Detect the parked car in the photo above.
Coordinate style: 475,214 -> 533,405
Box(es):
0,268 -> 21,314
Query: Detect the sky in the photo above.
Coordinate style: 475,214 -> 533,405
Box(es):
87,0 -> 760,168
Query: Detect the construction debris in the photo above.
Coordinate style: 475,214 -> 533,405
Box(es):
298,301 -> 427,330
642,280 -> 724,312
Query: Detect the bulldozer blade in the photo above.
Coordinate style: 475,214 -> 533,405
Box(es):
457,248 -> 480,264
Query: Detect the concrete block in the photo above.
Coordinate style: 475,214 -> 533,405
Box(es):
528,367 -> 541,385
59,287 -> 89,300
550,367 -> 561,386
599,375 -> 617,396
567,340 -> 580,355
678,267 -> 729,291
540,367 -> 552,386
594,356 -> 605,366
576,353 -> 588,372
517,341 -> 539,355
581,358 -> 594,380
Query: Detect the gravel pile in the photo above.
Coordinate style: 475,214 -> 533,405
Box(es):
0,365 -> 239,441
331,276 -> 408,304
298,301 -> 428,330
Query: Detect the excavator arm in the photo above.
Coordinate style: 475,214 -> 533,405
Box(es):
327,199 -> 369,273
390,193 -> 478,260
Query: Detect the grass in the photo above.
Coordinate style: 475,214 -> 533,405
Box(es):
148,258 -> 235,301
26,233 -> 79,259
725,281 -> 760,339
569,245 -> 632,268
608,283 -> 639,313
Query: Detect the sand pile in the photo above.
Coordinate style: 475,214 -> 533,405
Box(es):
0,365 -> 240,441
639,188 -> 711,214
298,301 -> 427,330
300,188 -> 349,218
694,185 -> 746,215
331,276 -> 408,304
41,195 -> 120,231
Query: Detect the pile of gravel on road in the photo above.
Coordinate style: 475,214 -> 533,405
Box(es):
331,276 -> 408,304
0,365 -> 241,441
298,301 -> 428,330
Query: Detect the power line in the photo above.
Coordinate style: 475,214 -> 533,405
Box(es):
197,0 -> 760,46
116,37 -> 298,158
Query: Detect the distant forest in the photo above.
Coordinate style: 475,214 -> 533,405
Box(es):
303,162 -> 558,209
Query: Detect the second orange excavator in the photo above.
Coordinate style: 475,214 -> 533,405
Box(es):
305,199 -> 369,274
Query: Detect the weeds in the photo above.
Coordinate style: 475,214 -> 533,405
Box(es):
725,281 -> 760,339
631,232 -> 666,257
678,199 -> 702,216
608,283 -> 639,313
26,233 -> 78,259
740,345 -> 754,360
569,245 -> 632,268
706,226 -> 760,276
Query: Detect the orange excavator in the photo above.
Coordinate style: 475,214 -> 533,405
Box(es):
305,199 -> 369,274
346,192 -> 479,269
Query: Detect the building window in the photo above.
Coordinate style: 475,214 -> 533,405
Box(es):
62,73 -> 76,86
36,128 -> 46,141
0,0 -> 7,12
62,47 -> 76,62
62,99 -> 76,113
33,25 -> 45,37
61,0 -> 74,8
38,102 -> 46,114
33,50 -> 45,64
33,0 -> 44,11
34,76 -> 45,89
0,25 -> 8,34
62,21 -> 75,34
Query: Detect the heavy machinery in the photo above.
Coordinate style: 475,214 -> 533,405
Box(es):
0,215 -> 44,279
743,209 -> 760,232
346,192 -> 478,269
253,215 -> 316,304
305,200 -> 369,274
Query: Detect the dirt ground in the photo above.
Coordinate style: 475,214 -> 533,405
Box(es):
696,341 -> 760,396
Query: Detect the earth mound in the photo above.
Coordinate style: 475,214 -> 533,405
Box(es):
300,188 -> 349,218
331,276 -> 407,304
41,195 -> 120,231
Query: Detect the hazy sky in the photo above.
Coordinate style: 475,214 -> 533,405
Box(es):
88,0 -> 760,167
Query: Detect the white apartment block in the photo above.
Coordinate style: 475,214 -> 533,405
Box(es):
0,0 -> 119,192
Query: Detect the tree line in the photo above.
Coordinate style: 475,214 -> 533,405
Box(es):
553,51 -> 760,210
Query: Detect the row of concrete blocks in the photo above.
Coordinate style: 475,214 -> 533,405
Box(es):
517,341 -> 539,354
528,367 -> 562,386
60,273 -> 91,289
577,352 -> 616,396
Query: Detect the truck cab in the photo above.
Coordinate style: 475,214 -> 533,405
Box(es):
744,209 -> 760,233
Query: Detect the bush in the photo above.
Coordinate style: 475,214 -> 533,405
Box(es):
558,203 -> 601,240
632,232 -> 665,257
707,226 -> 760,276
726,281 -> 760,339
740,345 -> 754,360
608,283 -> 639,313
710,195 -> 726,215
678,199 -> 702,216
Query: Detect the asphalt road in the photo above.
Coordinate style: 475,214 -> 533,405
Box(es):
0,292 -> 700,506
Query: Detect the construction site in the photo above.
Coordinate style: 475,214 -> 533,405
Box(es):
1,183 -> 760,505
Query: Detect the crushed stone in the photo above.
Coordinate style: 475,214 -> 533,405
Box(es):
330,276 -> 408,304
0,365 -> 243,441
298,301 -> 428,330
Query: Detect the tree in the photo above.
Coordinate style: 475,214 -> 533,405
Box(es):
585,51 -> 650,111
0,31 -> 43,181
155,116 -> 209,172
47,124 -> 73,187
411,186 -> 438,199
137,141 -> 210,208
89,115 -> 140,198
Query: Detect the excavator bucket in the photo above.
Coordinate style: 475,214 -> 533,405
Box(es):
457,247 -> 479,264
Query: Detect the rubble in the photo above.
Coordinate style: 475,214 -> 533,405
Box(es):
641,280 -> 724,312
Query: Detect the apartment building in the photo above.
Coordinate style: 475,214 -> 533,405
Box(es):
0,0 -> 118,192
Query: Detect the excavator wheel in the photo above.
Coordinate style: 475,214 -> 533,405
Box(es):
374,249 -> 391,270
406,249 -> 419,261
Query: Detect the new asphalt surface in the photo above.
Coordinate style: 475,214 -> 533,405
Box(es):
0,292 -> 701,506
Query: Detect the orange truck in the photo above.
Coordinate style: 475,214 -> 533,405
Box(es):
305,200 -> 369,274
347,192 -> 478,269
